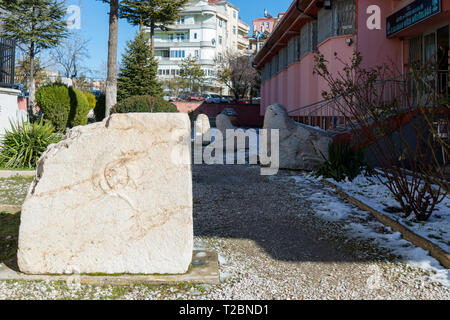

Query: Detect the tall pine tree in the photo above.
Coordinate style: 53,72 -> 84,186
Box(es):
117,31 -> 163,101
98,0 -> 120,118
0,0 -> 68,112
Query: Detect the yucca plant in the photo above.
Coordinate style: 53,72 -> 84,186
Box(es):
314,141 -> 368,182
0,120 -> 63,169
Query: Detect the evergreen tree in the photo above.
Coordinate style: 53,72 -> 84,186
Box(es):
120,0 -> 189,51
117,32 -> 163,101
180,56 -> 205,93
0,0 -> 68,112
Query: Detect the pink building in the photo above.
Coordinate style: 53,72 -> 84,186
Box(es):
253,17 -> 277,34
253,0 -> 450,128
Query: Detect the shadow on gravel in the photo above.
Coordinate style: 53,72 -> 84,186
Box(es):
193,164 -> 379,264
0,211 -> 20,271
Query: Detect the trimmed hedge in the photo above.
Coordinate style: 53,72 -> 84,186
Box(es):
83,92 -> 97,110
35,84 -> 71,131
69,87 -> 90,127
111,95 -> 178,114
36,84 -> 92,130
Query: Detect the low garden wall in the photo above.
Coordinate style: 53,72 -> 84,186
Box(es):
174,102 -> 264,128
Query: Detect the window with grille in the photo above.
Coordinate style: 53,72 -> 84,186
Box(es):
300,21 -> 317,57
318,8 -> 333,44
317,0 -> 355,44
335,0 -> 356,36
0,37 -> 15,88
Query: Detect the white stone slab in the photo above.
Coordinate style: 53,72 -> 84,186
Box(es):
18,113 -> 193,275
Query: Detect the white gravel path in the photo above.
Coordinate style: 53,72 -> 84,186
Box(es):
0,165 -> 448,300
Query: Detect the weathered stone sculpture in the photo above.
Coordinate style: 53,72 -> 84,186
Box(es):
263,104 -> 333,171
216,113 -> 236,136
18,113 -> 193,275
194,114 -> 211,146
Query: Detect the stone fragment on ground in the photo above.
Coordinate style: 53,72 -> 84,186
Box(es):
263,104 -> 333,171
213,114 -> 253,152
18,113 -> 193,275
194,114 -> 211,146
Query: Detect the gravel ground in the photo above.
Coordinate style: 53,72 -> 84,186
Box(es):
0,176 -> 33,206
0,164 -> 449,300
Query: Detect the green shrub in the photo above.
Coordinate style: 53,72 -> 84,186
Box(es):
36,84 -> 71,131
68,87 -> 90,127
314,141 -> 367,182
83,92 -> 97,110
36,84 -> 91,130
111,95 -> 178,114
0,120 -> 62,169
94,93 -> 106,121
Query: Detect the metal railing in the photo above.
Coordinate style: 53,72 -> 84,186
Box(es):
0,37 -> 15,88
288,69 -> 450,131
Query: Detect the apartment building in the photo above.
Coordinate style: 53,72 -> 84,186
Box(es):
154,0 -> 250,94
248,12 -> 286,54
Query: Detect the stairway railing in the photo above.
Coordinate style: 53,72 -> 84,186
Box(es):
288,70 -> 450,130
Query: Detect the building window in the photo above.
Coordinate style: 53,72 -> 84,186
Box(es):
300,21 -> 318,57
266,22 -> 270,29
233,26 -> 236,35
195,50 -> 199,58
335,0 -> 356,36
176,33 -> 186,41
317,0 -> 355,44
194,33 -> 197,40
170,50 -> 185,58
233,11 -> 236,19
219,36 -> 222,45
219,19 -> 223,27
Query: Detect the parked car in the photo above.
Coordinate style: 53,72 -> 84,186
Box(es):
91,90 -> 103,98
178,94 -> 189,101
205,94 -> 226,104
187,93 -> 206,101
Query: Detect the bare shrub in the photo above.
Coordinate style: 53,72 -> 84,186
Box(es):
313,51 -> 449,221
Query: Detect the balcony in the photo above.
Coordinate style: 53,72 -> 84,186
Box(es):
157,58 -> 216,66
162,21 -> 216,31
154,40 -> 216,48
182,4 -> 216,15
238,20 -> 250,33
237,35 -> 249,47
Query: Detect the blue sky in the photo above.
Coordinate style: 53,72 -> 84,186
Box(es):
65,0 -> 293,79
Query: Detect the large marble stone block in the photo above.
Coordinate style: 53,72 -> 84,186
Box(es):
18,113 -> 193,275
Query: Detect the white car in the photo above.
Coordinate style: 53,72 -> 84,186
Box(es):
205,94 -> 229,104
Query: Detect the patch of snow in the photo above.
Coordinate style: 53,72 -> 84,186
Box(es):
286,173 -> 450,288
219,272 -> 232,283
328,174 -> 450,253
218,254 -> 227,266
